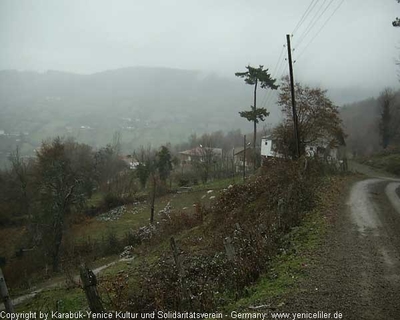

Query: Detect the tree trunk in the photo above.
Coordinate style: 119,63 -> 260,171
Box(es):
0,268 -> 14,313
253,79 -> 258,172
150,175 -> 156,224
52,219 -> 63,272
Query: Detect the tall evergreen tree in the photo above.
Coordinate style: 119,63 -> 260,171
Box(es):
235,65 -> 278,158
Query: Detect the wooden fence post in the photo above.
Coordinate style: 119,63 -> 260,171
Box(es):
223,237 -> 236,261
170,237 -> 183,276
80,264 -> 104,312
170,237 -> 193,307
0,267 -> 14,313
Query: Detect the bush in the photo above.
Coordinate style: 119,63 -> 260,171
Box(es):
102,193 -> 126,210
174,170 -> 199,187
108,159 -> 327,311
103,230 -> 123,255
386,158 -> 400,175
99,193 -> 143,212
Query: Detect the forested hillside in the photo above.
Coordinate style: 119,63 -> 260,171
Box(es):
0,67 -> 283,167
340,88 -> 400,157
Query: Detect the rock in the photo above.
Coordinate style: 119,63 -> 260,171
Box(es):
96,205 -> 127,222
158,201 -> 171,220
120,245 -> 134,259
137,224 -> 156,241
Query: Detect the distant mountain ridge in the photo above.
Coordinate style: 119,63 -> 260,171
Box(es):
0,67 -> 282,165
0,66 -> 388,167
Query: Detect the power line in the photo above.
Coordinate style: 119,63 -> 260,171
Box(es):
260,44 -> 286,107
262,1 -> 317,109
292,0 -> 319,34
295,0 -> 333,48
272,44 -> 286,76
265,60 -> 288,108
292,0 -> 318,35
296,0 -> 345,61
262,1 -> 316,109
262,0 -> 320,110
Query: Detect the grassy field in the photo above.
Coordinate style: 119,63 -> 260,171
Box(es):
71,180 -> 231,242
8,172 -> 353,313
3,177 -> 235,308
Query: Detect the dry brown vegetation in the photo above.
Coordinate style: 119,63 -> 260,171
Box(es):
98,158 -> 340,312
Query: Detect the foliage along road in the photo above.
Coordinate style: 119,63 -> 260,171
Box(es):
281,163 -> 400,320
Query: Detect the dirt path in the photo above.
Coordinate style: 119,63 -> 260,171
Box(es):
281,174 -> 400,319
0,259 -> 127,311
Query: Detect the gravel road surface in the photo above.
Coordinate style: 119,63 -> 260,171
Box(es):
282,174 -> 400,320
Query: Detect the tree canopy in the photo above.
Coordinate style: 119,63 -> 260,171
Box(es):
235,65 -> 279,90
235,65 -> 278,167
275,77 -> 345,157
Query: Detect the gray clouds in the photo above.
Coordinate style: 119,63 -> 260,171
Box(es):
1,0 -> 399,96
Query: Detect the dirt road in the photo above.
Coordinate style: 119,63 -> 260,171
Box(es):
283,173 -> 400,319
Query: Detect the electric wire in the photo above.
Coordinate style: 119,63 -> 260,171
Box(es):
296,0 -> 345,61
262,0 -> 321,110
294,0 -> 333,48
265,58 -> 287,107
263,52 -> 286,108
292,0 -> 320,35
260,44 -> 285,108
292,0 -> 318,35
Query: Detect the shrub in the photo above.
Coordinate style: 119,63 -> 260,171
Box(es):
174,170 -> 199,187
101,159 -> 328,311
102,193 -> 126,210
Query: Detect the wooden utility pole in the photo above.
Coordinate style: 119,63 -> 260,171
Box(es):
286,34 -> 301,159
150,174 -> 156,224
232,147 -> 235,181
0,268 -> 14,313
243,135 -> 246,181
253,79 -> 258,173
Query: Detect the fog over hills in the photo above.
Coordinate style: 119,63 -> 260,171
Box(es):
0,67 -> 283,163
0,66 -> 390,166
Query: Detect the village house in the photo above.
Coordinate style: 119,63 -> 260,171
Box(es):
179,146 -> 222,164
119,154 -> 139,170
260,136 -> 283,159
261,135 -> 342,163
233,146 -> 255,172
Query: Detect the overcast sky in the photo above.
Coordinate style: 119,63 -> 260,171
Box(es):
1,0 -> 399,95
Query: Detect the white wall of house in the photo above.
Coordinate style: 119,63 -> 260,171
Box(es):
261,138 -> 282,158
261,138 -> 272,157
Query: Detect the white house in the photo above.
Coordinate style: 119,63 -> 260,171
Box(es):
120,155 -> 140,170
261,136 -> 339,161
261,136 -> 283,158
179,147 -> 222,163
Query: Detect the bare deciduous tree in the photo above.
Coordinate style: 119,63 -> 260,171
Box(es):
35,138 -> 86,272
275,77 -> 345,157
